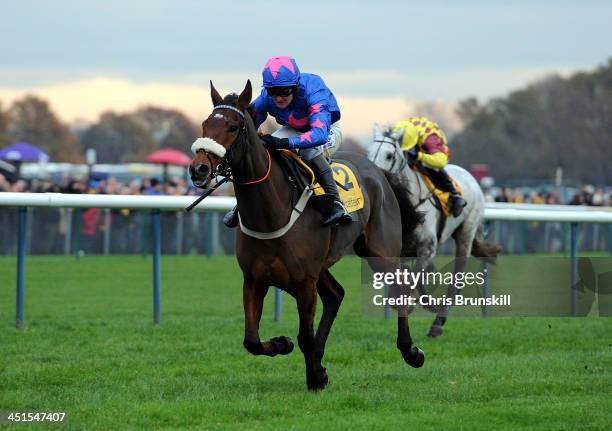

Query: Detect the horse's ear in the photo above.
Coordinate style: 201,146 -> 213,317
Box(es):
238,80 -> 252,110
210,81 -> 223,107
373,123 -> 383,140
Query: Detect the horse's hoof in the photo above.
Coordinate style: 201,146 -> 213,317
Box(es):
307,371 -> 329,391
270,336 -> 294,355
427,324 -> 443,338
402,346 -> 425,368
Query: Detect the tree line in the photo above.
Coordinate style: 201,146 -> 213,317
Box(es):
1,58 -> 610,184
0,97 -> 199,164
451,58 -> 612,185
0,96 -> 365,166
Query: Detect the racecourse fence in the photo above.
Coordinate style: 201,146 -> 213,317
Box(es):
0,197 -> 611,256
1,193 -> 612,327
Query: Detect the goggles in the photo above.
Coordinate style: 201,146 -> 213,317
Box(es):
266,86 -> 294,97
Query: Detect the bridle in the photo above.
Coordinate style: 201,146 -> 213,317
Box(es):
196,104 -> 272,187
371,132 -> 435,209
371,134 -> 407,174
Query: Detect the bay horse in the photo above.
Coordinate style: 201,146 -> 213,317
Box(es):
189,80 -> 425,391
368,124 -> 502,337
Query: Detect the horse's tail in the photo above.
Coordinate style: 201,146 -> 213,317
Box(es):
383,171 -> 424,250
471,223 -> 502,264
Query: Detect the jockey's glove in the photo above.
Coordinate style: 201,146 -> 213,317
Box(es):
260,134 -> 290,149
406,149 -> 419,161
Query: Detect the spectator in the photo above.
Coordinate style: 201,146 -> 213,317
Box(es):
591,188 -> 605,206
495,187 -> 509,203
0,174 -> 10,192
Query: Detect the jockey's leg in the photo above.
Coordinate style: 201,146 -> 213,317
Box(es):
424,166 -> 467,217
303,152 -> 352,226
440,169 -> 467,217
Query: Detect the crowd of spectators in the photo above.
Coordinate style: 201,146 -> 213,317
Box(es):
484,186 -> 612,207
0,173 -> 234,256
0,173 -> 207,197
1,174 -> 610,256
2,173 -> 611,207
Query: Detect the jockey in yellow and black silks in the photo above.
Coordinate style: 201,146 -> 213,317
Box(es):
393,117 -> 467,217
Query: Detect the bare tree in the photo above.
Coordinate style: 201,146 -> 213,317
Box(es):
6,95 -> 82,162
128,106 -> 199,151
79,112 -> 155,163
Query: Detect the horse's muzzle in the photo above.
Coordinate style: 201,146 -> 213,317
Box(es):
190,163 -> 211,188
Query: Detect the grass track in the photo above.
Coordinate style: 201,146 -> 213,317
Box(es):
1,256 -> 610,430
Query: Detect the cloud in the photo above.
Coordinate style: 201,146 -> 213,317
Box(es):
0,64 -> 582,142
0,75 -> 460,141
324,66 -> 580,100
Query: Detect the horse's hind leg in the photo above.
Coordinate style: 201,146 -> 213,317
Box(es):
363,185 -> 425,368
366,255 -> 425,369
428,223 -> 477,337
296,279 -> 328,391
314,270 -> 345,373
243,278 -> 294,357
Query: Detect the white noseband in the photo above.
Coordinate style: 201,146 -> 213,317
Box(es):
191,137 -> 227,158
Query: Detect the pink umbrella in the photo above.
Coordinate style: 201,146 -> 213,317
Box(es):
146,148 -> 191,166
146,148 -> 191,183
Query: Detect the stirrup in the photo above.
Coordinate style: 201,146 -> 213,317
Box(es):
223,207 -> 239,228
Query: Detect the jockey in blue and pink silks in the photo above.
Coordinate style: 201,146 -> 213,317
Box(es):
224,56 -> 352,228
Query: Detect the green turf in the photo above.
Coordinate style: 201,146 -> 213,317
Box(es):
1,256 -> 610,430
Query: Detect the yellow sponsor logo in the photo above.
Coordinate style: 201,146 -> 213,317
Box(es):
313,163 -> 364,213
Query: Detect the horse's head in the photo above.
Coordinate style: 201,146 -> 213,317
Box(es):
189,80 -> 253,188
367,123 -> 406,174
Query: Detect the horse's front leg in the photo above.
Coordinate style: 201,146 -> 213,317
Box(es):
243,278 -> 294,357
428,226 -> 477,337
296,279 -> 328,391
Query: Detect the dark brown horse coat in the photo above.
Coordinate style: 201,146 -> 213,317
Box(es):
190,80 -> 424,391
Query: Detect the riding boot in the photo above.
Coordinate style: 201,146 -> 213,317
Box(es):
438,168 -> 467,217
306,154 -> 353,226
223,205 -> 239,228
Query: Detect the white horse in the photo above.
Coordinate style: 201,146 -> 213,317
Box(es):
368,124 -> 501,337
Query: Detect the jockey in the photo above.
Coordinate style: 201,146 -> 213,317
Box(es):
393,117 -> 467,217
223,56 -> 352,228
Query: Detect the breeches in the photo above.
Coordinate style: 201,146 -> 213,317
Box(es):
272,123 -> 342,161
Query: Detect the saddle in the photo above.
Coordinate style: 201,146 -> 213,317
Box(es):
272,149 -> 364,214
414,165 -> 464,218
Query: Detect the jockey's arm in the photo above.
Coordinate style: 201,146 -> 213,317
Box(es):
287,102 -> 331,149
418,134 -> 449,169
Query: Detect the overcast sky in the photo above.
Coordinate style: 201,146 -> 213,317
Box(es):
1,0 -> 610,138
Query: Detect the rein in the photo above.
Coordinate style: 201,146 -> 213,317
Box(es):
409,163 -> 437,209
235,149 -> 272,186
